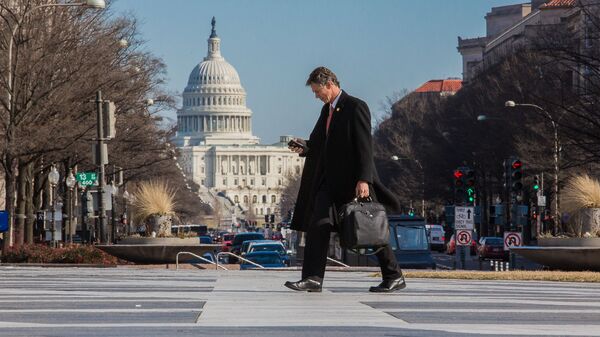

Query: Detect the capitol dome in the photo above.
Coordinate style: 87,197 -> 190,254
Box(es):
176,17 -> 258,146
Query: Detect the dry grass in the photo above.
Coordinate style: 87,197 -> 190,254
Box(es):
393,270 -> 600,283
132,180 -> 177,220
562,174 -> 600,214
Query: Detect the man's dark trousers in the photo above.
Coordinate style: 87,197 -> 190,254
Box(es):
301,188 -> 403,281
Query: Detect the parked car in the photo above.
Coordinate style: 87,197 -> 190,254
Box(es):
478,237 -> 508,261
425,224 -> 446,252
229,232 -> 265,262
198,235 -> 213,244
221,233 -> 235,252
240,239 -> 272,256
240,251 -> 286,270
246,241 -> 291,266
446,233 -> 477,255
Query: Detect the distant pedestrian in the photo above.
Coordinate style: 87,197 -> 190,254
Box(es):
284,66 -> 406,293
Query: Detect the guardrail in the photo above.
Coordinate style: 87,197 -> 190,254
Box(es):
176,251 -> 229,270
216,252 -> 265,270
326,257 -> 349,268
178,251 -> 347,271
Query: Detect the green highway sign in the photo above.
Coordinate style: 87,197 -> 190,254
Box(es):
76,172 -> 98,187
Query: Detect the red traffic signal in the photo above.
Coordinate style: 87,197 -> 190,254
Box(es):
453,170 -> 464,179
511,160 -> 522,169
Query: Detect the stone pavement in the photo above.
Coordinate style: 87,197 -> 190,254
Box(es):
1,266 -> 600,336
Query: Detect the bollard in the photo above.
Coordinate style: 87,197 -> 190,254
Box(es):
494,260 -> 499,272
490,260 -> 494,271
505,262 -> 510,271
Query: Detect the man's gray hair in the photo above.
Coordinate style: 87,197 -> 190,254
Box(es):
306,66 -> 340,87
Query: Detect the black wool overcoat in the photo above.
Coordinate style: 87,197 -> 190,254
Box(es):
291,90 -> 401,232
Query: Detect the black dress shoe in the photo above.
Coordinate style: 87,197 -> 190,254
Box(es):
284,278 -> 322,292
369,275 -> 406,293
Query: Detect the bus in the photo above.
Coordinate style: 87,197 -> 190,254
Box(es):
171,224 -> 208,236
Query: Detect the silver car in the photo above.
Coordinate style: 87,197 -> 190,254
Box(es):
425,224 -> 446,252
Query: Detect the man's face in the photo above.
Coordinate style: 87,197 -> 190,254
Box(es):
310,82 -> 336,104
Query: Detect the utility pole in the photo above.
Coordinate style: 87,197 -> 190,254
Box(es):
96,91 -> 107,244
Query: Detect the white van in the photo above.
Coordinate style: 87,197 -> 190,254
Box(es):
425,224 -> 446,252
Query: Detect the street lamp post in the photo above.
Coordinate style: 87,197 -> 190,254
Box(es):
3,0 -> 105,248
123,190 -> 130,236
65,170 -> 77,244
505,100 -> 561,234
391,155 -> 425,217
48,165 -> 60,248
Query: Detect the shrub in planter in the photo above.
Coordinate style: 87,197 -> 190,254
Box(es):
132,180 -> 177,237
562,174 -> 600,237
2,244 -> 118,264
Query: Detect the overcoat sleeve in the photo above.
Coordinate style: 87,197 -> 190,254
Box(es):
351,101 -> 374,184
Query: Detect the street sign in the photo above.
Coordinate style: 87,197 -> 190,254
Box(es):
537,195 -> 547,207
454,206 -> 474,230
456,230 -> 472,246
504,231 -> 522,251
76,172 -> 98,187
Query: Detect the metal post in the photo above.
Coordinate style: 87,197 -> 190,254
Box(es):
68,187 -> 73,244
111,187 -> 116,244
96,91 -> 107,244
81,187 -> 87,244
50,185 -> 56,248
553,123 -> 560,235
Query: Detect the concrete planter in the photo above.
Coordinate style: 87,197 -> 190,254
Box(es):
98,237 -> 222,264
581,208 -> 600,234
118,237 -> 200,245
538,237 -> 600,247
148,214 -> 173,237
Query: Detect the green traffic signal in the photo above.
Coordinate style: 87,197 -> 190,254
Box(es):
533,184 -> 540,190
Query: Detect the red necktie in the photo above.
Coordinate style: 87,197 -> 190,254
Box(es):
326,104 -> 334,134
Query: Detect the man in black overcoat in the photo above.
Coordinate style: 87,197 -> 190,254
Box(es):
284,67 -> 406,293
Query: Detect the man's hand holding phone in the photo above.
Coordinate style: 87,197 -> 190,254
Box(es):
288,138 -> 307,155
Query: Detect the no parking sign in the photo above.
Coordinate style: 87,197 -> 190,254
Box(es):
504,232 -> 522,251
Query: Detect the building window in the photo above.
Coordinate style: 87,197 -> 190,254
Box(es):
234,195 -> 239,203
223,178 -> 227,185
243,195 -> 248,204
271,195 -> 276,203
295,166 -> 300,175
262,178 -> 266,186
201,179 -> 205,185
278,166 -> 282,174
278,179 -> 282,186
262,195 -> 267,203
253,195 -> 258,203
250,179 -> 255,186
234,178 -> 239,186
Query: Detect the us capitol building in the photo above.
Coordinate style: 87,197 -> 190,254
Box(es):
173,18 -> 304,226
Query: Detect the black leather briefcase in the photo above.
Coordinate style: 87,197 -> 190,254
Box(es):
338,198 -> 390,252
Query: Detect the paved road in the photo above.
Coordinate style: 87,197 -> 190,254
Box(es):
1,266 -> 599,336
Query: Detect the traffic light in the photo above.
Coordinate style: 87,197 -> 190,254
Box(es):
510,159 -> 523,192
408,208 -> 415,217
453,168 -> 465,202
270,214 -> 275,223
533,174 -> 540,191
264,214 -> 269,223
465,169 -> 475,204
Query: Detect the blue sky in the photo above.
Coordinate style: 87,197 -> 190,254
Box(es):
111,0 -> 515,143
